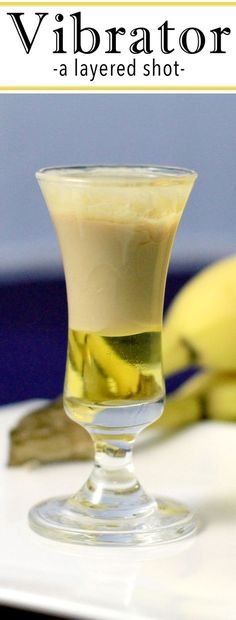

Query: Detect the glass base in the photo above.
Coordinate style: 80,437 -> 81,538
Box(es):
29,495 -> 199,546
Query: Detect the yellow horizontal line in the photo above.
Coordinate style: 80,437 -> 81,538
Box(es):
1,2 -> 236,5
1,85 -> 236,90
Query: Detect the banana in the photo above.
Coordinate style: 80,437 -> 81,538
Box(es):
150,371 -> 210,431
163,255 -> 236,376
65,331 -> 140,402
87,334 -> 140,398
205,375 -> 236,421
151,370 -> 236,431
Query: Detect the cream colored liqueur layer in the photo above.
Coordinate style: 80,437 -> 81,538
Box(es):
39,168 -> 193,335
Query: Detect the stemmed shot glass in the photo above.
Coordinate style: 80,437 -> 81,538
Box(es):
29,165 -> 197,545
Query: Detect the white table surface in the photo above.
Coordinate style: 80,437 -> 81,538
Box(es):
0,400 -> 236,620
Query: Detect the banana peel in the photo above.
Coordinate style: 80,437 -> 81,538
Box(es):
8,398 -> 94,466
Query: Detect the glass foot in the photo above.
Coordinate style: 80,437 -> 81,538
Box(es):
29,495 -> 199,546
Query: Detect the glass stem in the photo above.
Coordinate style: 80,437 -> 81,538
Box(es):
93,438 -> 138,494
74,433 -> 156,520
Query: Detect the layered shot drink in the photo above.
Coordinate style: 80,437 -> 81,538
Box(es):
31,166 -> 198,546
38,167 -> 194,415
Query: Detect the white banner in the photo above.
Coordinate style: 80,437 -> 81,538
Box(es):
0,2 -> 235,91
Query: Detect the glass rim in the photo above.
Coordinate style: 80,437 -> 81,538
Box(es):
36,165 -> 197,186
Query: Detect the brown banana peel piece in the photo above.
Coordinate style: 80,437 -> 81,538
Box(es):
8,398 -> 94,466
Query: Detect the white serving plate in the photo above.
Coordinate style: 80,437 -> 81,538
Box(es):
0,400 -> 236,620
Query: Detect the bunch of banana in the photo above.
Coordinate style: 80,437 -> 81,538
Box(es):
163,254 -> 236,375
8,254 -> 236,465
160,254 -> 236,430
151,370 -> 236,433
